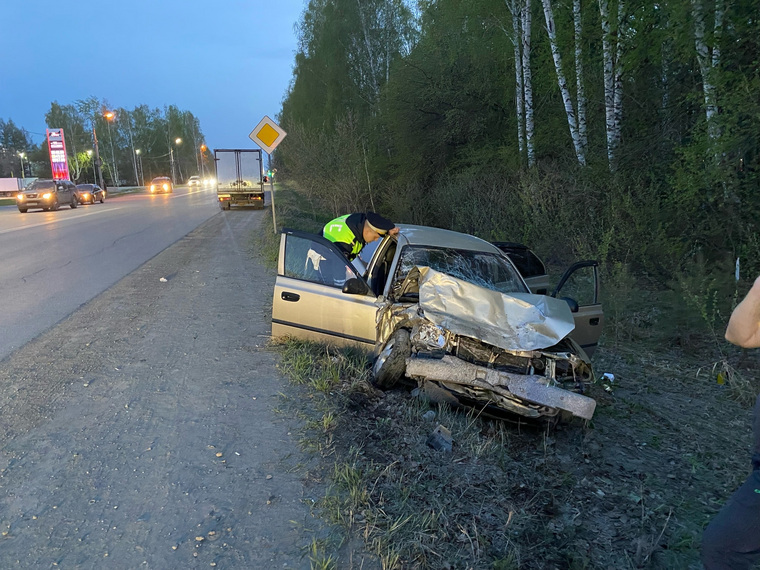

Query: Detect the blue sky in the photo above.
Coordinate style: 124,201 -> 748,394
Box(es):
0,0 -> 304,150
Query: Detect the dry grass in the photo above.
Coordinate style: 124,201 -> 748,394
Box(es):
270,334 -> 760,569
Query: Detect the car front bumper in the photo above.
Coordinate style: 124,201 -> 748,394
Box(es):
405,354 -> 596,420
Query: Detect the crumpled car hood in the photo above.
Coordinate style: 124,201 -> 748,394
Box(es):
408,266 -> 576,351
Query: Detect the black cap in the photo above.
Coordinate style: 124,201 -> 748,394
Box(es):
365,212 -> 394,235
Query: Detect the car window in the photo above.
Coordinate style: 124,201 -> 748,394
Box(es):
283,233 -> 360,289
29,180 -> 55,191
393,245 -> 527,296
556,264 -> 598,306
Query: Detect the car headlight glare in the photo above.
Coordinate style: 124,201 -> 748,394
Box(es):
150,185 -> 156,192
16,194 -> 24,201
163,184 -> 169,190
42,193 -> 52,199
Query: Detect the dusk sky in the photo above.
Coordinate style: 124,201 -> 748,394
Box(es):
0,0 -> 304,150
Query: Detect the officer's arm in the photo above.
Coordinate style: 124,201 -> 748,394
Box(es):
726,275 -> 760,348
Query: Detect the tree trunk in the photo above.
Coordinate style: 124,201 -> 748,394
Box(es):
692,0 -> 723,140
508,0 -> 526,159
574,0 -> 587,155
522,0 -> 535,167
599,0 -> 624,171
542,0 -> 586,165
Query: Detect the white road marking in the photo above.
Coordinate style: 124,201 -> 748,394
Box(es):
0,207 -> 125,236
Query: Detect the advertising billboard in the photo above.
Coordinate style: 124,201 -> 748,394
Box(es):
47,128 -> 70,181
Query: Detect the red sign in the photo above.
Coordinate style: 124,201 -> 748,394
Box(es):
47,128 -> 70,180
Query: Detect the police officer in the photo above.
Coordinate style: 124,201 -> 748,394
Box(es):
323,212 -> 398,261
702,275 -> 760,569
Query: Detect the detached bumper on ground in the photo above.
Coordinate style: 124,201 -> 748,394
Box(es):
405,355 -> 596,420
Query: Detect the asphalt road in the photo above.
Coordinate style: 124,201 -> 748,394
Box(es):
0,186 -> 219,360
0,201 -> 324,568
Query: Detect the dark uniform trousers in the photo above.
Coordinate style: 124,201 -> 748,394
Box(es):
702,395 -> 760,569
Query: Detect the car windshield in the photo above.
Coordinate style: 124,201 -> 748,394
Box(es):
28,180 -> 55,191
78,185 -> 93,190
396,245 -> 527,295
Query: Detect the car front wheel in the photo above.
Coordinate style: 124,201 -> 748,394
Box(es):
70,195 -> 78,209
373,329 -> 411,389
49,199 -> 59,211
18,208 -> 27,213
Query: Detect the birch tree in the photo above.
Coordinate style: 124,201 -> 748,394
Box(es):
599,0 -> 624,171
505,0 -> 535,167
692,0 -> 724,141
542,0 -> 586,166
573,0 -> 587,155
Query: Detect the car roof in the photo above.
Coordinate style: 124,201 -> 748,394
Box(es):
151,176 -> 170,181
396,224 -> 503,254
189,175 -> 200,179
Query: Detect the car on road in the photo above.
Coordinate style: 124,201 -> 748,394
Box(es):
187,175 -> 201,187
149,176 -> 173,194
16,179 -> 78,213
75,183 -> 106,204
272,225 -> 604,422
492,242 -> 603,357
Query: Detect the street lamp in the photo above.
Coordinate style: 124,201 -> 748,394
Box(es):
17,152 -> 26,179
104,111 -> 119,187
170,138 -> 182,183
135,149 -> 144,186
87,149 -> 95,183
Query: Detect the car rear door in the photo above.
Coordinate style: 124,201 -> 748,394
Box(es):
272,229 -> 379,349
552,261 -> 603,357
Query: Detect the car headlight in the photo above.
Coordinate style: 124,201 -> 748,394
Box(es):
16,194 -> 24,201
42,193 -> 52,199
150,185 -> 156,192
162,184 -> 169,190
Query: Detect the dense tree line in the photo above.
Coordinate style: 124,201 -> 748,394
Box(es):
0,98 -> 209,185
276,0 -> 760,307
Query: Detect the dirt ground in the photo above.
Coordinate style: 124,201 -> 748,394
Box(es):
0,211 -> 327,568
304,338 -> 760,569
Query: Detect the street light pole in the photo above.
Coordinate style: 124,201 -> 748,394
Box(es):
104,111 -> 119,187
92,128 -> 106,189
170,138 -> 182,183
135,149 -> 144,186
17,152 -> 25,179
87,150 -> 95,183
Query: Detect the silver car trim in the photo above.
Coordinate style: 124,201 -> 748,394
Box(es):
271,318 -> 375,345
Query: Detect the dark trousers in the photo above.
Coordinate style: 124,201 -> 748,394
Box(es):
702,469 -> 760,569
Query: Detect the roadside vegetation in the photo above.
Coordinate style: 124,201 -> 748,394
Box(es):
255,184 -> 759,569
254,1 -> 760,567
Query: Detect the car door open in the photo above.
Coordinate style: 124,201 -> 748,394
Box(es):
271,229 -> 378,348
552,261 -> 603,357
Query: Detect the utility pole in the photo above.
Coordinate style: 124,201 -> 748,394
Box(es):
93,128 -> 105,189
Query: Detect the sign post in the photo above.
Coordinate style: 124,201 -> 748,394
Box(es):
46,129 -> 70,181
249,116 -> 287,233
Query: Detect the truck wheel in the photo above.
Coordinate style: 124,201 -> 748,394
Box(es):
373,329 -> 411,389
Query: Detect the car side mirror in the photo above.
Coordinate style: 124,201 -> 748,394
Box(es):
560,296 -> 579,313
342,278 -> 369,295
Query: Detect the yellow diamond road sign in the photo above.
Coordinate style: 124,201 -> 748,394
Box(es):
249,116 -> 287,154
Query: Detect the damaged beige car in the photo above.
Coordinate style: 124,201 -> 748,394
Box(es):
272,225 -> 603,422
